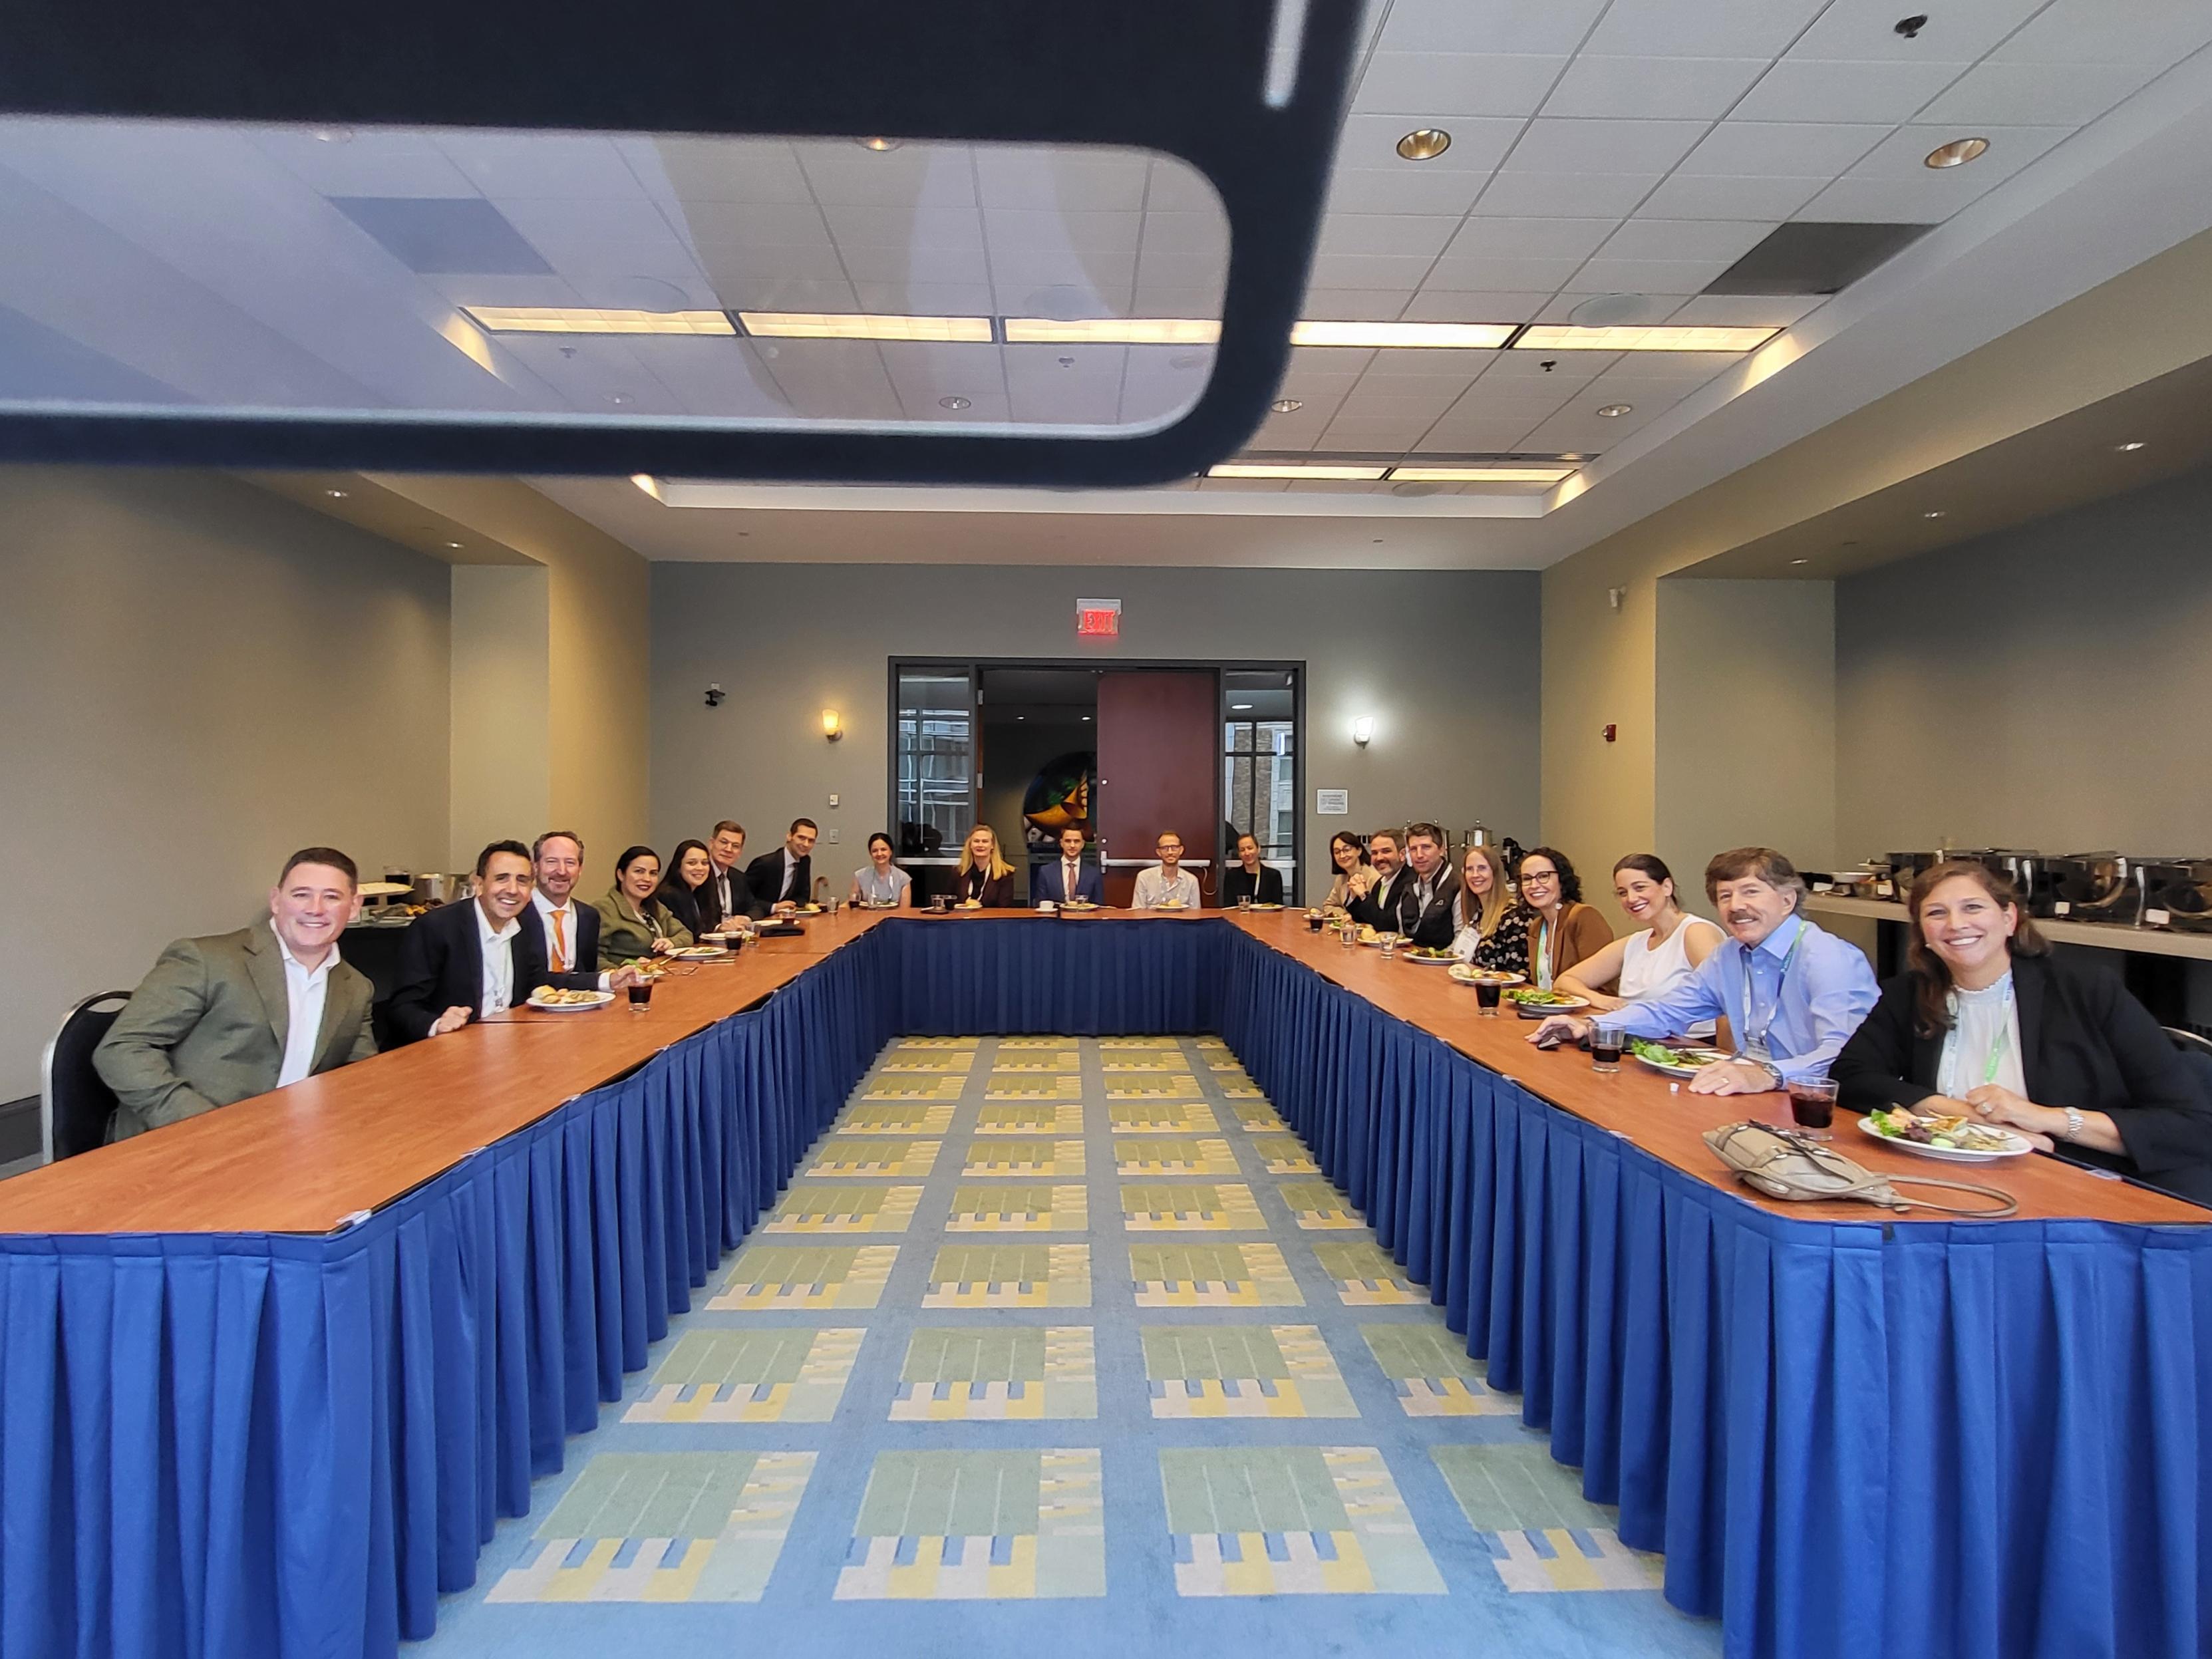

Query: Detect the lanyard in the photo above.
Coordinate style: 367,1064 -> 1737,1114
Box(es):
1943,978 -> 2016,1095
1535,911 -> 1560,989
1739,919 -> 1806,1058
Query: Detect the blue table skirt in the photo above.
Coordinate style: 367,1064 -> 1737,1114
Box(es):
4,920 -> 2207,1659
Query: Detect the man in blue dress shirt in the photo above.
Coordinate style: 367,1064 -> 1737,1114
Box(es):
1528,846 -> 1878,1096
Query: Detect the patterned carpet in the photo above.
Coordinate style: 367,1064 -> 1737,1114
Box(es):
416,1036 -> 1722,1658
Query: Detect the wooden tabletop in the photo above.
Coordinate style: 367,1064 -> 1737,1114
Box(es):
1231,912 -> 2210,1226
0,907 -> 2199,1235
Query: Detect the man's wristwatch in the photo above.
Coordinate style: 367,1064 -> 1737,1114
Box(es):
1751,1058 -> 1785,1089
2062,1106 -> 2084,1141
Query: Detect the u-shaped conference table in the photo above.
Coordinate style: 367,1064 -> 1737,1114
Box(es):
1,909 -> 2206,1659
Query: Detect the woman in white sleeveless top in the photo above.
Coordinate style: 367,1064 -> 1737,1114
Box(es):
1557,853 -> 1725,1039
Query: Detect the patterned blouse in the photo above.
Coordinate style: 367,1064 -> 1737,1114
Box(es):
1452,901 -> 1531,977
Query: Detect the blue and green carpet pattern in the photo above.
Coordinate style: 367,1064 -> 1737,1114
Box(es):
420,1036 -> 1720,1657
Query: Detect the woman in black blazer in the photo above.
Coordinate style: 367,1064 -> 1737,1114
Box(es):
656,839 -> 717,938
1221,833 -> 1286,906
951,825 -> 1020,907
1835,860 -> 2212,1203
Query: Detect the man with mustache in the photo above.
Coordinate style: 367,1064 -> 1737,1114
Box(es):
1527,845 -> 1877,1096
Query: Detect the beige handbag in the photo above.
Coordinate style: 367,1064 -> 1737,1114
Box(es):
1704,1122 -> 2020,1218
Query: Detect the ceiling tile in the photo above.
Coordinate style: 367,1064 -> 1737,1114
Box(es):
852,280 -> 997,314
1135,248 -> 1229,291
1732,59 -> 1973,124
1138,210 -> 1230,255
250,130 -> 479,198
1504,118 -> 1710,175
1638,173 -> 1830,219
991,277 -> 1135,316
1596,218 -> 1774,261
1356,347 -> 1509,379
697,243 -> 852,281
1317,416 -> 1436,448
973,148 -> 1150,211
1132,283 -> 1233,317
1400,289 -> 1557,322
1790,0 -> 2046,63
1352,52 -> 1569,118
1918,60 -> 2157,126
1583,0 -> 1828,59
1845,122 -> 2072,182
1424,253 -> 1588,290
1521,404 -> 1667,448
1443,216 -> 1619,259
496,199 -> 704,281
1375,0 -> 1609,55
1567,255 -> 1736,292
436,134 -> 640,200
1540,56 -> 1771,120
1340,114 -> 1525,173
1990,0 -> 2212,65
705,275 -> 858,311
987,249 -> 1137,290
821,204 -> 982,250
1321,166 -> 1491,218
1306,251 -> 1440,289
836,245 -> 991,285
1142,159 -> 1225,215
794,143 -> 979,208
1666,292 -> 1827,327
1315,214 -> 1466,259
643,138 -> 814,205
1294,288 -> 1416,321
985,208 -> 1144,254
1673,119 -> 1892,176
1470,172 -> 1664,218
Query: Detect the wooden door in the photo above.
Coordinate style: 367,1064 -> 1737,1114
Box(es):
1095,670 -> 1221,907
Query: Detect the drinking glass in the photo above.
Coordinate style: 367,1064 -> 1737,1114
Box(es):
1306,910 -> 1325,933
1238,893 -> 1252,913
1475,980 -> 1503,1016
1590,1022 -> 1624,1073
1339,918 -> 1356,949
627,980 -> 653,1012
1378,933 -> 1399,959
931,893 -> 950,913
1788,1075 -> 1838,1139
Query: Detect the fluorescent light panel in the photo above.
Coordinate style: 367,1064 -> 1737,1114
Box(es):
463,306 -> 734,335
1004,317 -> 1221,345
1291,320 -> 1514,349
737,311 -> 993,342
1386,465 -> 1575,483
1511,324 -> 1779,352
1208,462 -> 1390,481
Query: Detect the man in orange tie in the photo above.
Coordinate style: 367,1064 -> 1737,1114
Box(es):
524,830 -> 603,975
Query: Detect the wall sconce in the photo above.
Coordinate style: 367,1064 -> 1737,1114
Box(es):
821,708 -> 843,741
1352,717 -> 1374,748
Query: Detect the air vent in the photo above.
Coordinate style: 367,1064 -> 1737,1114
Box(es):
329,197 -> 552,276
1703,222 -> 1933,296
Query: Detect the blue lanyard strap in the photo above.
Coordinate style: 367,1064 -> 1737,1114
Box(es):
1740,918 -> 1806,1054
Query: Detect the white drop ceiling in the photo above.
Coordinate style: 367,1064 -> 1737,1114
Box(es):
4,0 -> 2212,567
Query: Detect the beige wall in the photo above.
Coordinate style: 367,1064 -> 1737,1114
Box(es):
1837,463 -> 2212,856
651,563 -> 1543,907
0,466 -> 449,1100
1655,578 -> 1835,919
449,566 -> 550,867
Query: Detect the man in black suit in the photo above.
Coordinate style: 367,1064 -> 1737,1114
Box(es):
389,840 -> 627,1042
701,819 -> 763,930
1394,822 -> 1462,948
1348,828 -> 1412,931
747,817 -> 818,912
520,829 -> 601,975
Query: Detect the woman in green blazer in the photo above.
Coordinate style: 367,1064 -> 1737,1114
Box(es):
594,845 -> 694,968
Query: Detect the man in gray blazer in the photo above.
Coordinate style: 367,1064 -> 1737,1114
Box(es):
96,847 -> 379,1140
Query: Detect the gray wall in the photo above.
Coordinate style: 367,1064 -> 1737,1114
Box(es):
0,466 -> 451,1102
1656,577 -> 1836,921
1837,464 -> 2212,858
651,563 -> 1542,905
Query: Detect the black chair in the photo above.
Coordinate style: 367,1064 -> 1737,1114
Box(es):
39,992 -> 131,1161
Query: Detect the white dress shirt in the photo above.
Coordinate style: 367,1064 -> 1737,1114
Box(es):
476,903 -> 520,1016
271,933 -> 335,1087
712,860 -> 742,918
531,888 -> 581,973
1132,865 -> 1201,908
1060,857 -> 1082,903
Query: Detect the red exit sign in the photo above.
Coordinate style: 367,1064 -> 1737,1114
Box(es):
1076,597 -> 1122,637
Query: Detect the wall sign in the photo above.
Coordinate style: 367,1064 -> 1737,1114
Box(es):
1076,597 -> 1122,637
1315,789 -> 1348,816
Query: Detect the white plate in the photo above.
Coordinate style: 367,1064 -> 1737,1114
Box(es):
1448,965 -> 1526,987
669,946 -> 727,960
1402,950 -> 1459,965
1631,1046 -> 1731,1080
1506,992 -> 1589,1014
527,990 -> 615,1011
1856,1116 -> 2033,1161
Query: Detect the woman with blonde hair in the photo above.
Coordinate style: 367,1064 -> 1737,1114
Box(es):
1450,842 -> 1529,975
953,824 -> 1019,907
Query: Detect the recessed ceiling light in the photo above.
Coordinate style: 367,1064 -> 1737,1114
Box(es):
740,311 -> 993,343
1396,128 -> 1452,162
1232,702 -> 1255,710
324,488 -> 348,499
1081,715 -> 1092,722
1790,557 -> 1810,565
1514,324 -> 1780,352
1924,137 -> 1990,169
607,393 -> 632,406
1923,510 -> 1946,519
445,541 -> 464,550
630,474 -> 664,501
311,126 -> 353,144
1003,317 -> 1219,345
1387,465 -> 1576,484
1290,320 -> 1513,349
462,305 -> 735,336
2117,440 -> 2147,452
1596,404 -> 1633,418
1207,462 -> 1391,481
1269,398 -> 1303,413
857,136 -> 902,152
939,394 -> 971,410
